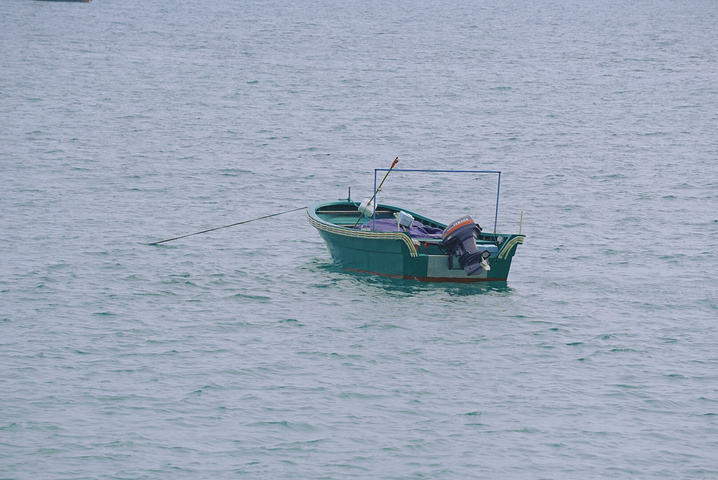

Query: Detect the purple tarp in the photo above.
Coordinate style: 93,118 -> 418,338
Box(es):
356,218 -> 444,238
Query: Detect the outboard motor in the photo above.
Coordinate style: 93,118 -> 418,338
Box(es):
441,216 -> 491,276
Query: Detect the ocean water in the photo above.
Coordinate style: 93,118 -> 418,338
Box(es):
2,0 -> 717,478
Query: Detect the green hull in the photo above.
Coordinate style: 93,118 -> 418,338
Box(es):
308,200 -> 524,283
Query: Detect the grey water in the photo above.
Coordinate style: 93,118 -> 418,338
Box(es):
2,0 -> 717,478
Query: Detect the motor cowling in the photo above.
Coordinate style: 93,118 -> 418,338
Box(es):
441,216 -> 490,276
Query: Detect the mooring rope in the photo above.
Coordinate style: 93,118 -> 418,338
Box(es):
148,206 -> 307,245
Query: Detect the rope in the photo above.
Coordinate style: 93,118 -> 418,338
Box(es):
148,206 -> 306,245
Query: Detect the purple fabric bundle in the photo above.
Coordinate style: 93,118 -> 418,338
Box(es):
357,218 -> 444,238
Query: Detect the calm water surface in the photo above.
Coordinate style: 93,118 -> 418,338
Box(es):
1,0 -> 717,478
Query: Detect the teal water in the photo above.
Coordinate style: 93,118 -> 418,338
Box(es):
2,0 -> 717,478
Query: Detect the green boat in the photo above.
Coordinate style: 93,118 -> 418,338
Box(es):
308,167 -> 525,283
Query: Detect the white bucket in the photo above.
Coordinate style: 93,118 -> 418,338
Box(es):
358,198 -> 375,218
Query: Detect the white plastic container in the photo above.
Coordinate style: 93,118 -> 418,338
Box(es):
358,198 -> 375,218
397,211 -> 414,229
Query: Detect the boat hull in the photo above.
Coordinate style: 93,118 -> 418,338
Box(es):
308,200 -> 524,283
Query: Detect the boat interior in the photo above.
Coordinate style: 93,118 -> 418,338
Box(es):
315,203 -> 444,230
314,202 -> 505,253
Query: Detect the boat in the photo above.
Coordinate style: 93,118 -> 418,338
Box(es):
308,165 -> 525,283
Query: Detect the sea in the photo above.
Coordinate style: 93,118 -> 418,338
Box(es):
1,0 -> 717,478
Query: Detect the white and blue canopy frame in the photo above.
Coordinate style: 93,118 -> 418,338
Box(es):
372,168 -> 502,234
